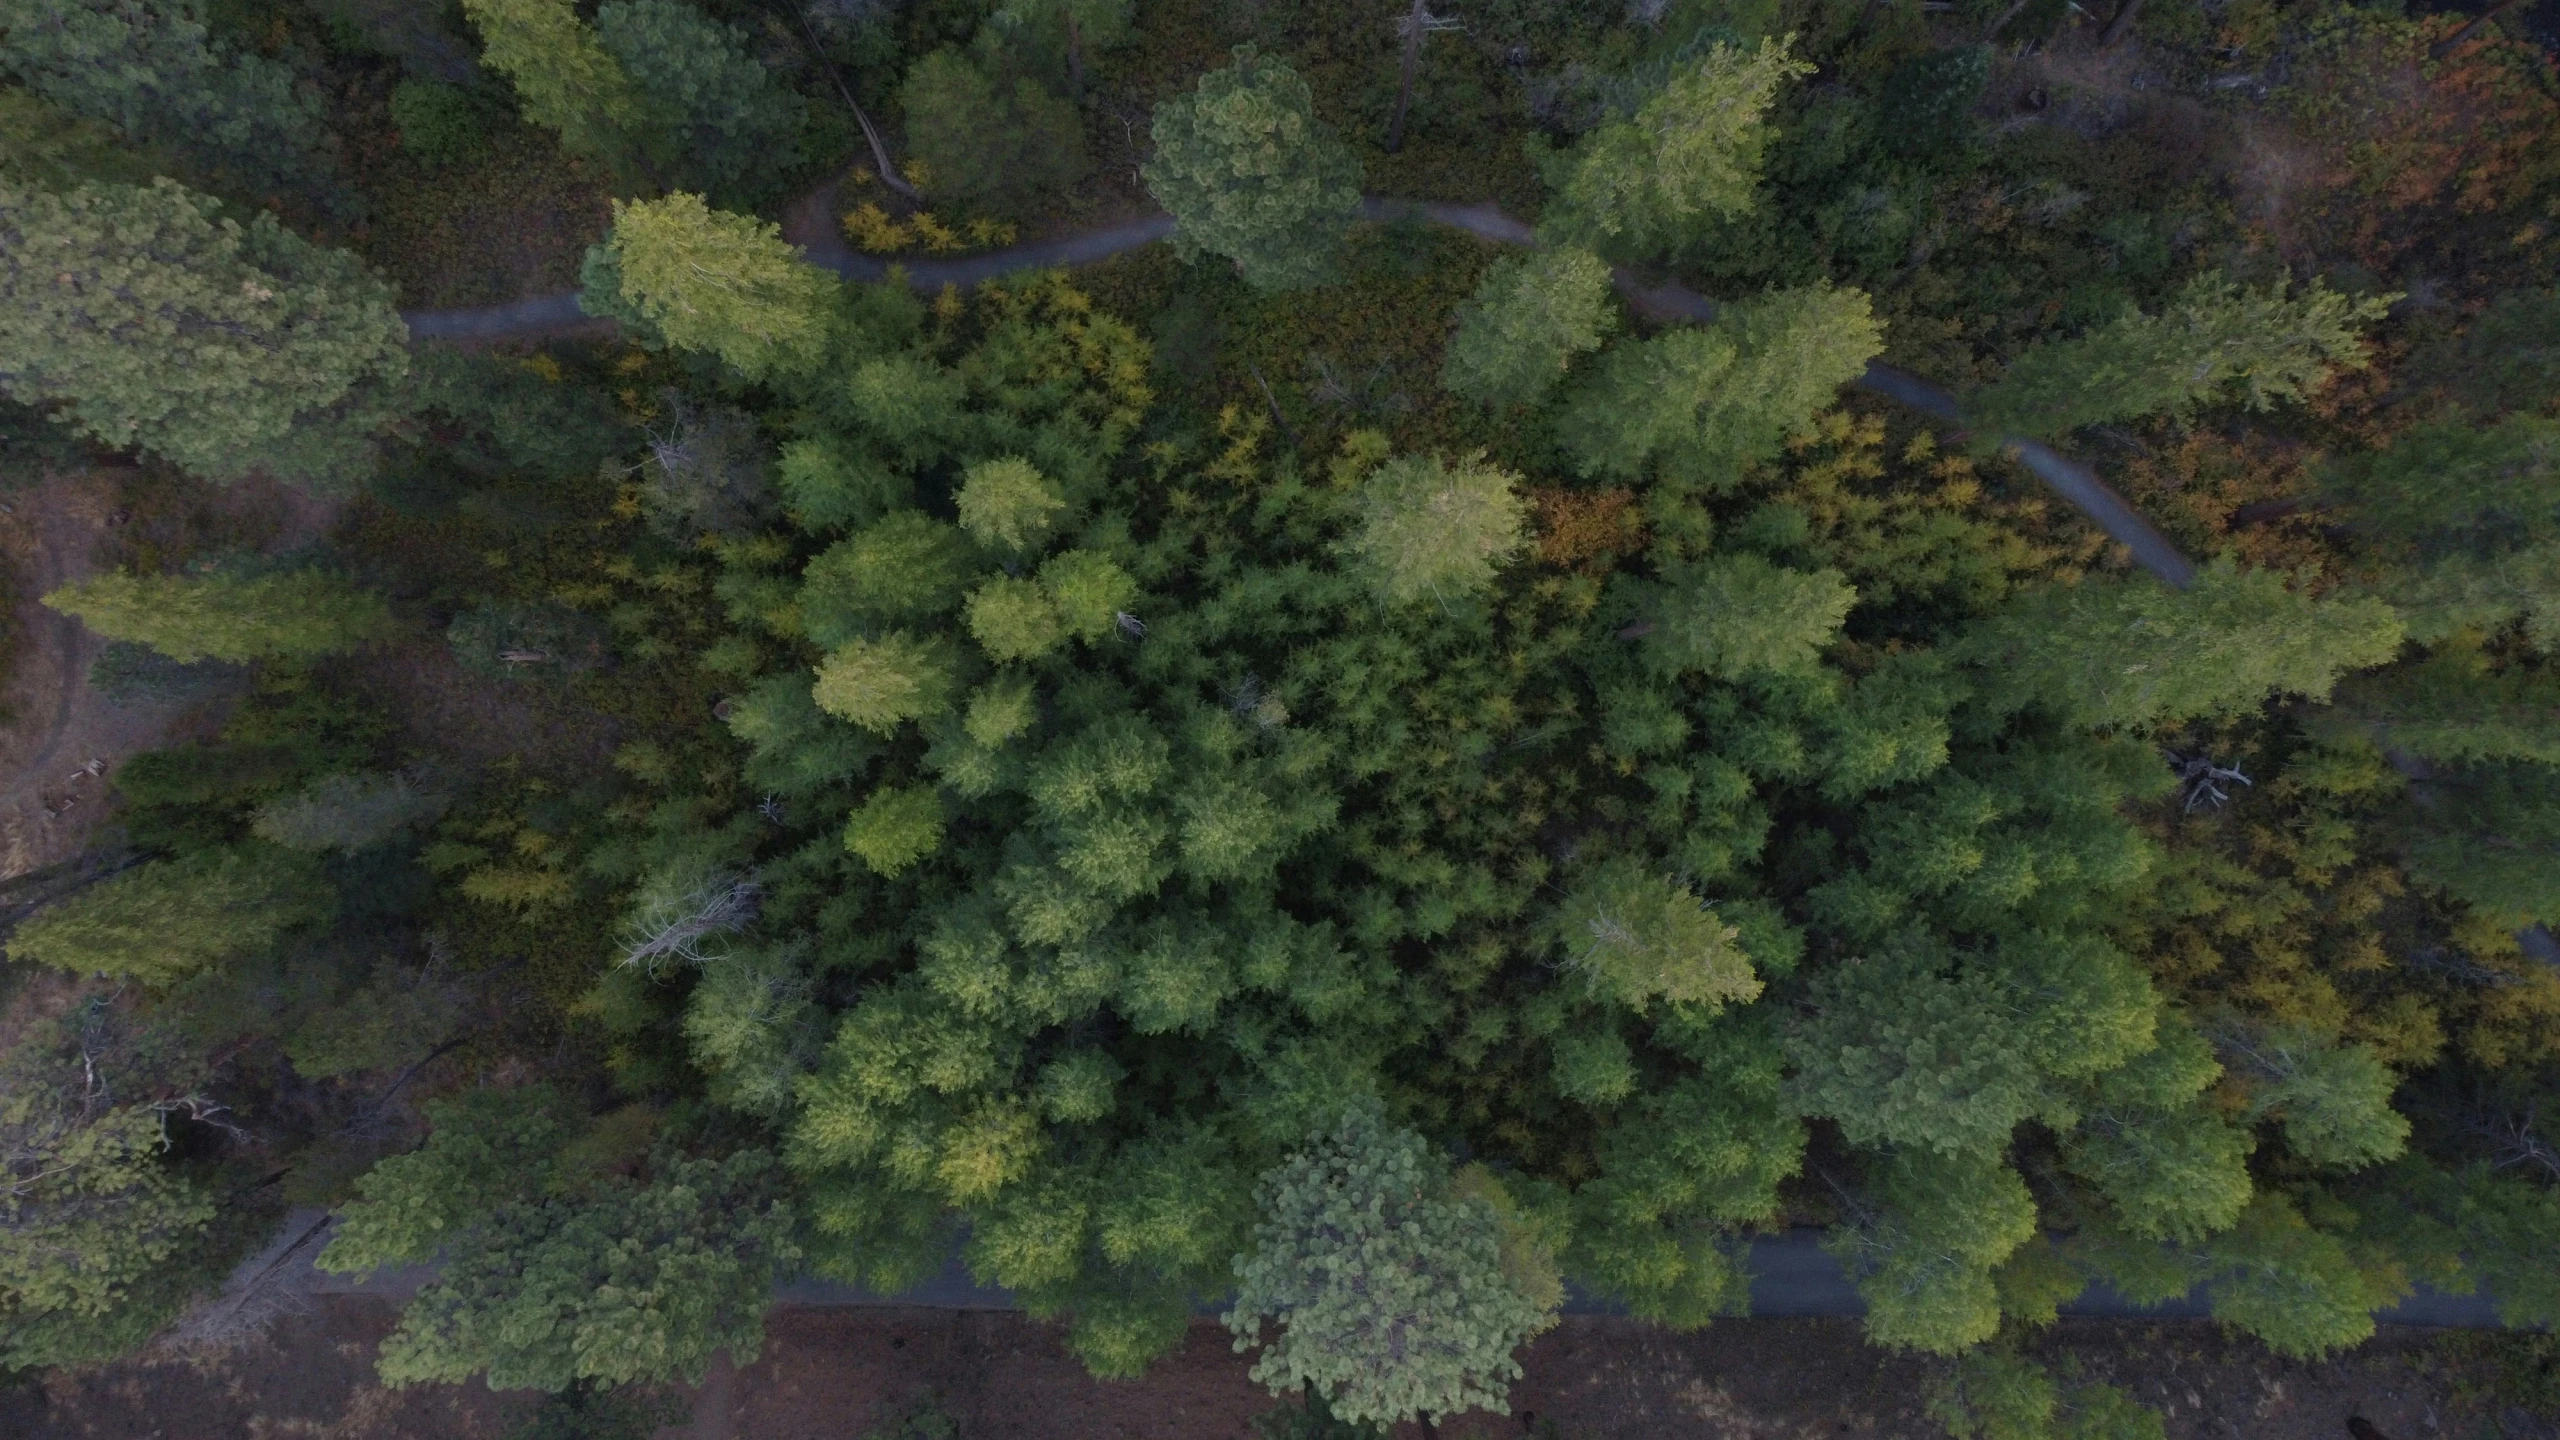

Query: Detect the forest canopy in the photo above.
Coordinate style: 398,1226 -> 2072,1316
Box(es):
3,0 -> 2559,1430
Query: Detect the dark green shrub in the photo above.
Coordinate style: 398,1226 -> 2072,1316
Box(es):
389,79 -> 503,170
89,640 -> 243,707
900,47 -> 1087,221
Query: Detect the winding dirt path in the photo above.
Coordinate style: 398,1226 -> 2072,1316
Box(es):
403,192 -> 2197,587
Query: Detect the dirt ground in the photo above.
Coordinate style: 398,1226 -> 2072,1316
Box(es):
2,1298 -> 2549,1440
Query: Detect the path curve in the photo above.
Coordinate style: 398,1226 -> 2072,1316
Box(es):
401,196 -> 2197,587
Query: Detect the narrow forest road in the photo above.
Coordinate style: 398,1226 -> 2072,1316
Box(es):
402,190 -> 2199,587
291,1214 -> 2505,1328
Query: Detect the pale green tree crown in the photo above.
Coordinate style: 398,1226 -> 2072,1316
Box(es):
1142,46 -> 1364,292
1225,1105 -> 1558,1426
1441,246 -> 1619,408
1551,858 -> 1761,1011
1341,452 -> 1528,606
594,193 -> 837,380
1540,35 -> 1811,259
461,0 -> 647,172
957,457 -> 1070,554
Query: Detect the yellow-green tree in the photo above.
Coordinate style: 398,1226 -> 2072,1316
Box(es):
46,569 -> 393,663
586,194 -> 837,379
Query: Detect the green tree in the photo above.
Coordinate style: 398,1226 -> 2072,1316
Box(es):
956,457 -> 1069,555
460,0 -> 649,179
1539,36 -> 1810,260
1142,46 -> 1363,292
388,80 -> 504,171
1553,284 -> 1881,491
1550,858 -> 1760,1011
1829,1147 -> 2037,1352
1784,931 -> 2156,1158
324,1088 -> 800,1392
992,0 -> 1133,96
0,78 -> 173,190
2199,1193 -> 2397,1358
46,568 -> 393,663
1962,559 -> 2405,730
595,0 -> 808,206
1640,553 -> 1856,678
320,1088 -> 578,1274
2322,414 -> 2560,646
5,845 -> 332,984
1929,1350 -> 2167,1440
1226,1106 -> 1558,1427
801,512 -> 979,643
845,785 -> 947,875
587,194 -> 837,380
0,178 -> 408,486
2317,637 -> 2560,764
2222,1026 -> 2408,1170
2404,760 -> 2560,924
1441,247 -> 1618,408
1340,452 -> 1528,606
0,1008 -> 220,1371
251,771 -> 450,854
901,49 -> 1088,221
0,0 -> 340,208
2058,1024 -> 2254,1243
1967,272 -> 2392,442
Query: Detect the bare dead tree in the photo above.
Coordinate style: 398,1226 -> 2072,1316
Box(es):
769,0 -> 920,199
2468,1100 -> 2560,1183
1385,0 -> 1465,154
620,871 -> 763,974
2169,752 -> 2252,814
153,1211 -> 332,1367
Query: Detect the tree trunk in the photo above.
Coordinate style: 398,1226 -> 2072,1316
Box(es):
1066,8 -> 1085,102
1385,0 -> 1427,155
2432,0 -> 2532,58
1984,0 -> 2035,40
2098,0 -> 2143,48
773,0 -> 919,200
